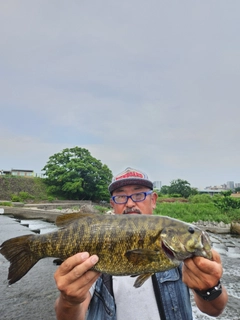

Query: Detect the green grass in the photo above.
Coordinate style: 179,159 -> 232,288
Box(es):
0,201 -> 12,206
154,202 -> 240,224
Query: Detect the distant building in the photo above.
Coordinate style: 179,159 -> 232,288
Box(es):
227,181 -> 235,190
153,181 -> 162,191
1,169 -> 34,177
198,189 -> 223,196
235,183 -> 240,188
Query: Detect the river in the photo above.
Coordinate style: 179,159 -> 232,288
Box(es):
0,215 -> 240,319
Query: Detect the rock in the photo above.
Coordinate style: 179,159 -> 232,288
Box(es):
230,222 -> 240,235
192,221 -> 231,234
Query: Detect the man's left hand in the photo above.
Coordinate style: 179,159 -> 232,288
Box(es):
182,249 -> 222,291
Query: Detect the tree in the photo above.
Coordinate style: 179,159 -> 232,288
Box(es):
168,179 -> 192,198
159,185 -> 169,195
42,147 -> 113,201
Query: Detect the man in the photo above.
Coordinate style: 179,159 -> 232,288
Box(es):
54,167 -> 228,320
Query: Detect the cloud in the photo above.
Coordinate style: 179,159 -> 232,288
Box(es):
0,1 -> 240,187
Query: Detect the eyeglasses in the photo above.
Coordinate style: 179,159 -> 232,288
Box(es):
111,190 -> 153,204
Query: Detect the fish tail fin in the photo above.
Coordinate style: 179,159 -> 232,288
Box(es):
0,235 -> 40,285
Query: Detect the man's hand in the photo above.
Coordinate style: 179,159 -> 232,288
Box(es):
54,252 -> 100,305
182,249 -> 222,291
182,249 -> 228,317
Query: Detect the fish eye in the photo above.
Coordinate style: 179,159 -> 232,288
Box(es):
188,226 -> 195,234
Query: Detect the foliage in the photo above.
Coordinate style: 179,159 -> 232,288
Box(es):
47,196 -> 55,202
212,193 -> 240,213
11,191 -> 34,203
19,191 -> 34,201
235,187 -> 240,192
168,179 -> 192,198
154,201 -> 240,224
94,205 -> 109,214
188,194 -> 213,204
220,190 -> 232,197
160,185 -> 169,195
0,201 -> 12,206
190,188 -> 199,196
42,146 -> 113,201
10,194 -> 21,202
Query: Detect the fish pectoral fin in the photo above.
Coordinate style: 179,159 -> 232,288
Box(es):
134,273 -> 153,288
125,249 -> 160,264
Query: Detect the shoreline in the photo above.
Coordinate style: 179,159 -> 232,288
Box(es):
0,204 -> 236,234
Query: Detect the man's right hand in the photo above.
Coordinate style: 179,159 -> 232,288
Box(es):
54,252 -> 100,320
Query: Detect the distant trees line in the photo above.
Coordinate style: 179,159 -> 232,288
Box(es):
40,146 -> 240,212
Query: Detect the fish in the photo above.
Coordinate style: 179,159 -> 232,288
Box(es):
0,213 -> 212,288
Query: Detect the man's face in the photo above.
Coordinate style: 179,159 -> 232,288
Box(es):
110,184 -> 158,215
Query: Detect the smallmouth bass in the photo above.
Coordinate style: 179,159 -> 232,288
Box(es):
0,213 -> 212,287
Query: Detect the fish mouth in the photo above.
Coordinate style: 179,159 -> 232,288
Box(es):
161,241 -> 176,260
161,241 -> 191,261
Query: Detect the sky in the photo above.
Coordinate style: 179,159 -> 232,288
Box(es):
1,1 -> 240,189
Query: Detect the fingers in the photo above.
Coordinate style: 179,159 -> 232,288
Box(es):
54,252 -> 100,305
57,252 -> 98,280
182,249 -> 223,290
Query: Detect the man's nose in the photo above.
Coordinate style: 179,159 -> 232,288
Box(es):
126,197 -> 135,206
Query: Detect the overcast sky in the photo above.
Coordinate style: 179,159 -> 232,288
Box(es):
1,1 -> 239,189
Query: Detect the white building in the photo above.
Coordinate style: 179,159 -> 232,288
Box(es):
227,181 -> 235,190
153,181 -> 162,191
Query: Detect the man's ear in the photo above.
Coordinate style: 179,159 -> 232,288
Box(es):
110,198 -> 114,208
152,192 -> 158,209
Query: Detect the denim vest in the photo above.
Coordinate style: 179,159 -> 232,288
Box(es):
86,265 -> 193,320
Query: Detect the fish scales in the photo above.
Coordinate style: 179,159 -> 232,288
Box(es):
0,214 -> 213,286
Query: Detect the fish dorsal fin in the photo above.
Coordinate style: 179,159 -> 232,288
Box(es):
125,249 -> 160,265
55,212 -> 95,227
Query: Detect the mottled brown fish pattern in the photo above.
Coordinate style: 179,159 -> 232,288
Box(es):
0,213 -> 212,287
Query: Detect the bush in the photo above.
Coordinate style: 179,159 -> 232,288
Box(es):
213,195 -> 240,212
11,192 -> 34,203
47,196 -> 55,202
19,191 -> 34,201
11,194 -> 21,202
188,194 -> 213,204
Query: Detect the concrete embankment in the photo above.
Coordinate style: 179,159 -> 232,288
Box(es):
0,200 -> 94,222
2,206 -> 62,222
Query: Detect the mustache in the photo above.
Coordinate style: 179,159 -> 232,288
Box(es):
123,208 -> 142,214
